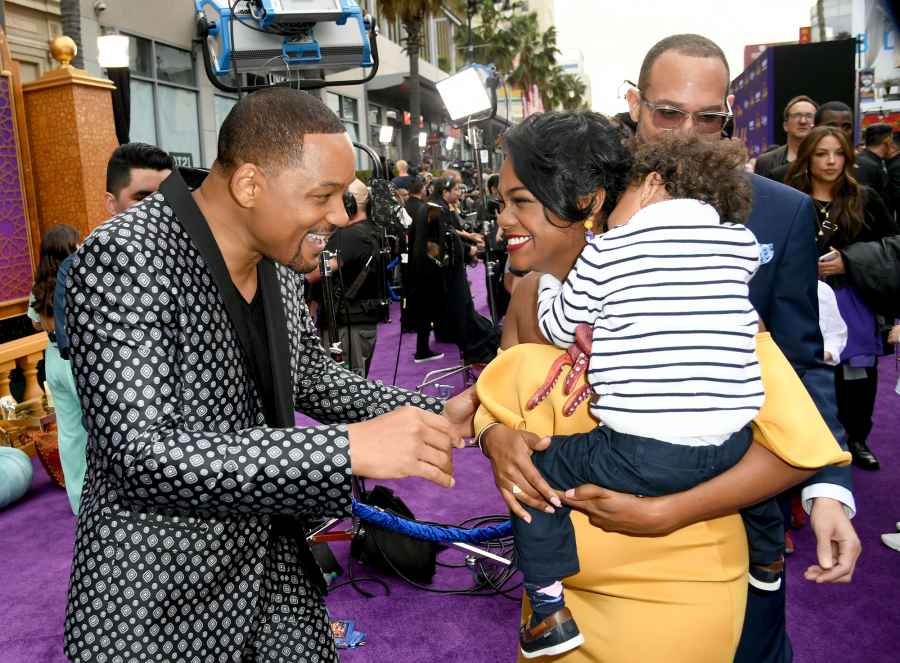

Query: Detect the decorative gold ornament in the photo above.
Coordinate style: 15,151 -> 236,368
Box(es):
50,36 -> 78,68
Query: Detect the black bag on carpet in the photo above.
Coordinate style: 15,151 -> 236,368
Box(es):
350,485 -> 437,584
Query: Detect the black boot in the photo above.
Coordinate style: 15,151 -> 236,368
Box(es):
848,439 -> 880,470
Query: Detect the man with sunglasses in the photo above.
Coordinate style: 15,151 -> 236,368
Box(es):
755,96 -> 819,181
565,34 -> 859,663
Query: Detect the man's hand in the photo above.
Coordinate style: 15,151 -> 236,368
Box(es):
804,497 -> 861,584
443,385 -> 479,439
482,424 -> 556,523
562,485 -> 675,535
348,406 -> 463,488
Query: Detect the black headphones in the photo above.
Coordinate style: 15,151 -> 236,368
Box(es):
343,190 -> 358,217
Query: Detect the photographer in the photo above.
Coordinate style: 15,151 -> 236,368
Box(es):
316,179 -> 385,377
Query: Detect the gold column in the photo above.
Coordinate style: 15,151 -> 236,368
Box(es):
22,36 -> 118,240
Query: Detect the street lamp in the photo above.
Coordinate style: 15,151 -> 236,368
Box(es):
445,136 -> 455,150
418,131 -> 428,148
378,124 -> 394,144
97,33 -> 129,68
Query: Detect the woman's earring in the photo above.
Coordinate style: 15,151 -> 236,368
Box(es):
584,218 -> 594,240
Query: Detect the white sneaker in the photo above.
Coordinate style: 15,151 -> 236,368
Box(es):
881,532 -> 900,552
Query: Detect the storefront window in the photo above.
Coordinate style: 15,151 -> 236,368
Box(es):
127,35 -> 202,166
328,92 -> 363,169
214,95 -> 237,131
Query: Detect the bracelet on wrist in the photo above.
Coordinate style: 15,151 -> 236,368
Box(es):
476,422 -> 501,458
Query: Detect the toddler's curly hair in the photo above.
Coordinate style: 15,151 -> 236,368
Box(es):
629,135 -> 752,224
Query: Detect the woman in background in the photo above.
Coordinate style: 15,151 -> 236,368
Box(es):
784,125 -> 898,470
29,224 -> 87,514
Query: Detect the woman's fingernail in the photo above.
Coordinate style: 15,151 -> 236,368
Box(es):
524,514 -> 532,524
449,478 -> 455,488
565,489 -> 575,499
551,496 -> 562,508
544,506 -> 555,514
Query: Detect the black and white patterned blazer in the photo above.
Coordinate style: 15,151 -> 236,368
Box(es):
63,172 -> 441,662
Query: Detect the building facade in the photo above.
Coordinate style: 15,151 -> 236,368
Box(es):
4,0 -> 469,173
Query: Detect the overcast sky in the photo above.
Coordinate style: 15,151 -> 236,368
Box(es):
553,0 -> 813,113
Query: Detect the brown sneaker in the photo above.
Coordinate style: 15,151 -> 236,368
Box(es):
519,607 -> 584,659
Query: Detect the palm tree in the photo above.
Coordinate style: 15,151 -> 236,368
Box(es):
542,71 -> 588,111
506,17 -> 559,113
60,0 -> 83,69
378,0 -> 444,159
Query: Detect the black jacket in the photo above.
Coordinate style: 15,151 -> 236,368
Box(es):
855,149 -> 891,215
754,145 -> 789,181
842,234 -> 900,318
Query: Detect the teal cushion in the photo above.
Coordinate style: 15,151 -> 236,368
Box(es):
0,446 -> 32,508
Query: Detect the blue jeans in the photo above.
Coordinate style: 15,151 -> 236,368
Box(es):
513,425 -> 783,583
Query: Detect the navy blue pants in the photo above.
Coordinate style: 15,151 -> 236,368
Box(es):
513,425 -> 783,583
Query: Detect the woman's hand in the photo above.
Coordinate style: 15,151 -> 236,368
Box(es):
482,424 -> 558,523
817,248 -> 846,277
562,485 -> 677,535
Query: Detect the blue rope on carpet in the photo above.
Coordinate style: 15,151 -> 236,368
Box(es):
352,499 -> 512,544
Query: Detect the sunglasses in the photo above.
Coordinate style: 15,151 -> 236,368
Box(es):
641,98 -> 732,134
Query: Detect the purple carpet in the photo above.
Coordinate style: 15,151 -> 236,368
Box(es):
1,263 -> 897,663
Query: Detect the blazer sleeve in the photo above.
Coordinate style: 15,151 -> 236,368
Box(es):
67,229 -> 355,518
767,195 -> 853,495
292,273 -> 444,423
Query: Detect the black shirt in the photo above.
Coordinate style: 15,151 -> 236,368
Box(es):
235,270 -> 277,425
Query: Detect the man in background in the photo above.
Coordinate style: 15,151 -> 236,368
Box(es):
755,96 -> 817,180
317,179 -> 384,377
621,34 -> 859,663
55,142 -> 174,360
816,101 -> 854,144
856,123 -> 895,216
392,158 -> 413,190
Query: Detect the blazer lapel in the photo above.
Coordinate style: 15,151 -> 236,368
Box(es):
258,259 -> 295,428
160,170 -> 293,428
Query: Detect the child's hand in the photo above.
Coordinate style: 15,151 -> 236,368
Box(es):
824,351 -> 833,363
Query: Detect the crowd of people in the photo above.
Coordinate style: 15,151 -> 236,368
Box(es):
20,27 -> 900,663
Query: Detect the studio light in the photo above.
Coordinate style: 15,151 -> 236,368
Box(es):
445,136 -> 455,150
379,124 -> 394,144
97,34 -> 130,68
436,65 -> 494,121
418,131 -> 428,148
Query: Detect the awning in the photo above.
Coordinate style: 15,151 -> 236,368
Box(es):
367,73 -> 449,122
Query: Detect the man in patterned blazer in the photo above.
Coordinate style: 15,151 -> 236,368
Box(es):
63,88 -> 476,662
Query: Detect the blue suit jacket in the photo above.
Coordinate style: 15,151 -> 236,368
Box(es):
745,174 -> 851,494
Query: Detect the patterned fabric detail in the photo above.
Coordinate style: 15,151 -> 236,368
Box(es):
63,192 -> 442,662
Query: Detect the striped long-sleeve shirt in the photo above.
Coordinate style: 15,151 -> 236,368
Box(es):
537,198 -> 764,445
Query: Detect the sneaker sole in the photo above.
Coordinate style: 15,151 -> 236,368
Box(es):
520,633 -> 585,659
414,354 -> 445,363
882,534 -> 900,552
748,574 -> 783,592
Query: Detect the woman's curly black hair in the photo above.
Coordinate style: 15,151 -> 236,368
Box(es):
501,110 -> 632,225
629,135 -> 752,224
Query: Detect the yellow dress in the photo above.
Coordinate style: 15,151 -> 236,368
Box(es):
474,333 -> 850,663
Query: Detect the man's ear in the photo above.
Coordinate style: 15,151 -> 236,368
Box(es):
229,163 -> 263,209
626,88 -> 641,125
103,192 -> 119,217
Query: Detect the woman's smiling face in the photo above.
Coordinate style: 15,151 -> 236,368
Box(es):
497,158 -> 587,276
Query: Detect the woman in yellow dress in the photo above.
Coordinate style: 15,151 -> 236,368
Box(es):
474,111 -> 850,662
